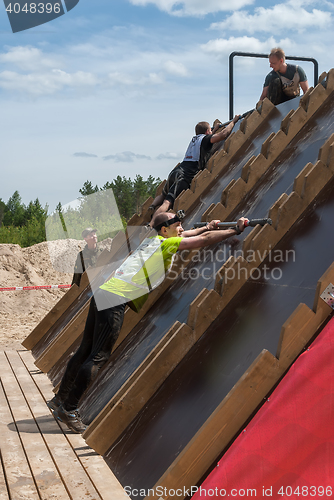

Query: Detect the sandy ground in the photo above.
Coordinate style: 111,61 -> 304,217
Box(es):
0,238 -> 113,349
0,242 -> 75,349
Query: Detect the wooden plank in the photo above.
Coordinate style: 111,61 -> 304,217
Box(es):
22,278 -> 86,351
23,248 -> 117,354
19,349 -> 126,500
0,351 -> 70,500
35,250 -> 195,376
146,349 -> 281,500
172,105 -> 276,215
4,350 -> 101,500
293,162 -> 314,196
325,68 -> 334,92
83,321 -> 183,443
146,261 -> 334,500
0,353 -> 40,500
23,244 -> 121,353
189,289 -> 222,338
277,262 -> 334,362
0,456 -> 9,500
35,275 -> 180,374
34,301 -> 90,373
21,96 -> 278,362
84,323 -> 193,454
187,289 -> 210,329
87,129 -> 334,456
24,82 -> 334,368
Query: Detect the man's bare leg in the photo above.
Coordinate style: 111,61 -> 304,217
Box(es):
148,194 -> 165,212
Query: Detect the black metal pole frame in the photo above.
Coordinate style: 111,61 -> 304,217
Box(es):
229,51 -> 319,120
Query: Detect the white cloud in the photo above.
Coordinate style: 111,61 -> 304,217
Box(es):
291,0 -> 334,8
201,36 -> 285,60
0,2 -> 329,104
73,152 -> 98,158
102,152 -> 152,162
1,0 -> 332,214
102,48 -> 192,90
0,46 -> 60,71
322,0 -> 334,9
129,0 -> 254,16
0,44 -> 191,97
0,27 -> 194,99
156,152 -> 181,160
106,71 -> 164,88
210,1 -> 332,34
0,70 -> 97,96
163,60 -> 188,77
0,45 -> 97,97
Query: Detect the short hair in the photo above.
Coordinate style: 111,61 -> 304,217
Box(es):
270,47 -> 285,62
153,212 -> 171,232
195,121 -> 210,135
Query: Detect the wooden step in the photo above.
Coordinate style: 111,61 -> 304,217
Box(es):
0,349 -> 126,500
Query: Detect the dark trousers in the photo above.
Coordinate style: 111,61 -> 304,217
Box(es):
163,163 -> 195,207
58,289 -> 126,411
268,78 -> 295,105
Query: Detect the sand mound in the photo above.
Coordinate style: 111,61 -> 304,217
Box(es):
0,241 -> 73,348
0,239 -> 111,349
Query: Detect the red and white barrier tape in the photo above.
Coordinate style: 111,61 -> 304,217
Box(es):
0,285 -> 71,291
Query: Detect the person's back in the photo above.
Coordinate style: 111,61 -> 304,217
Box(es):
148,116 -> 240,223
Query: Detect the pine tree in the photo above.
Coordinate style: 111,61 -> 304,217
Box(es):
3,191 -> 26,227
0,198 -> 6,226
79,181 -> 99,196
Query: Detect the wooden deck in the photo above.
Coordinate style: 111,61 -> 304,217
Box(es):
0,349 -> 126,500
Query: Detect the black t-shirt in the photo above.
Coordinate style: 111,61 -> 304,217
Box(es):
264,64 -> 307,87
71,245 -> 103,287
199,134 -> 214,170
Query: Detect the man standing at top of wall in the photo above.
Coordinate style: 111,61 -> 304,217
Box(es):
260,47 -> 309,105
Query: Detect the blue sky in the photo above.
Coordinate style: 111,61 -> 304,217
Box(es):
1,0 -> 333,212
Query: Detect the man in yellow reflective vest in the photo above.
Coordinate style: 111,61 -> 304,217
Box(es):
48,212 -> 247,433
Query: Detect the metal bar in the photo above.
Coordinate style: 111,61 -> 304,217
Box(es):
229,51 -> 319,119
193,218 -> 272,228
217,109 -> 254,129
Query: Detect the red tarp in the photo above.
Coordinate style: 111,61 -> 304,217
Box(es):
192,317 -> 334,499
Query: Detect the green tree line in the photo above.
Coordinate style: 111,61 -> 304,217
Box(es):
79,174 -> 160,220
0,192 -> 48,247
0,174 -> 161,247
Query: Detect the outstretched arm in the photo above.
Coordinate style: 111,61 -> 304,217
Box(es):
182,219 -> 219,237
210,115 -> 240,144
179,218 -> 247,251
